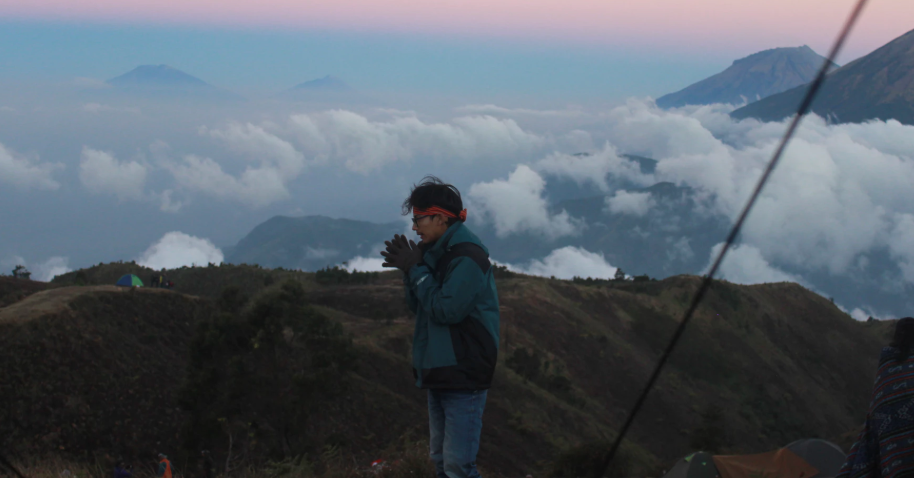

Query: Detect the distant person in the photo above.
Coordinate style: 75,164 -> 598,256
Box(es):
200,450 -> 214,478
381,176 -> 500,478
838,317 -> 914,478
113,463 -> 132,478
157,454 -> 174,478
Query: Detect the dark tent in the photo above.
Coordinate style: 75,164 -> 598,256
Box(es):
785,439 -> 846,478
115,274 -> 144,287
662,440 -> 846,478
663,452 -> 720,478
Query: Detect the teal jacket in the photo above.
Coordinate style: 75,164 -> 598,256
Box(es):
404,222 -> 500,389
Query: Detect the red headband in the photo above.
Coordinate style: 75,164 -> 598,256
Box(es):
414,206 -> 467,222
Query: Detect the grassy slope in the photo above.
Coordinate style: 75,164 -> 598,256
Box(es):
4,265 -> 894,476
0,285 -> 207,458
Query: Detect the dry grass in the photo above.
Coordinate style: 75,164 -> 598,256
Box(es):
0,285 -> 179,324
7,439 -> 437,478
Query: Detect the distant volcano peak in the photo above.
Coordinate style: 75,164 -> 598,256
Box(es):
292,75 -> 353,91
656,46 -> 833,108
107,65 -> 213,88
731,28 -> 914,125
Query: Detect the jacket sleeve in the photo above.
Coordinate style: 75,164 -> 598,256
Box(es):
407,256 -> 486,325
403,273 -> 419,314
157,463 -> 166,478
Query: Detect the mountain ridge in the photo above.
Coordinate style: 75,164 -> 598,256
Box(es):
657,46 -> 833,108
731,29 -> 914,124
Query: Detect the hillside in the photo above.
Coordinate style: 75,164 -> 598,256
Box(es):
731,29 -> 914,124
3,265 -> 893,476
0,284 -> 207,459
657,46 -> 832,108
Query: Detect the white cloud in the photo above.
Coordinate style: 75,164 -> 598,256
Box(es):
848,307 -> 886,321
0,142 -> 63,190
468,165 -> 580,240
706,243 -> 804,285
137,232 -> 224,270
343,256 -> 387,272
287,110 -> 545,173
79,147 -> 147,200
534,143 -> 654,191
573,100 -> 914,284
203,122 -> 307,177
503,246 -> 618,280
455,104 -> 587,118
163,154 -> 289,208
1,256 -> 71,282
0,106 -> 15,113
606,190 -> 656,216
886,213 -> 914,283
0,255 -> 27,273
157,189 -> 183,213
32,257 -> 71,281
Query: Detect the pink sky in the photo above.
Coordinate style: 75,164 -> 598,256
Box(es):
2,0 -> 911,59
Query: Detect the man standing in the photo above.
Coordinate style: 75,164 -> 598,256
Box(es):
381,176 -> 500,478
156,454 -> 173,478
200,450 -> 214,478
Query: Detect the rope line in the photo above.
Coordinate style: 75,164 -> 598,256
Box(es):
594,0 -> 870,475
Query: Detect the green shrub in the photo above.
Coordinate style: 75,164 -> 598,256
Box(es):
689,405 -> 728,453
550,441 -> 631,478
507,347 -> 581,405
178,280 -> 358,460
492,263 -> 518,280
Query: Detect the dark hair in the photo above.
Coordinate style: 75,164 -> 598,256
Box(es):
891,317 -> 914,361
402,176 -> 463,226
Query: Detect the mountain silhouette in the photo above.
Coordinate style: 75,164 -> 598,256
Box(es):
731,29 -> 914,125
105,65 -> 242,101
657,46 -> 833,108
291,75 -> 353,92
107,65 -> 213,88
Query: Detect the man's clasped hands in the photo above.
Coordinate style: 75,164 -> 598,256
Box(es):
381,234 -> 424,272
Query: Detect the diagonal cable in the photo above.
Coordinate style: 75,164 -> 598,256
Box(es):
594,0 -> 870,475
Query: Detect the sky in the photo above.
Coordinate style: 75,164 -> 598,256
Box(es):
1,0 -> 912,98
1,0 -> 913,318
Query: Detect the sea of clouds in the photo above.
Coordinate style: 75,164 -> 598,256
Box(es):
2,97 -> 912,318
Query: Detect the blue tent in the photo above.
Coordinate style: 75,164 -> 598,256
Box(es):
116,274 -> 144,287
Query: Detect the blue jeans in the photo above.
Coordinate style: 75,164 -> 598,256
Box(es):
428,389 -> 488,478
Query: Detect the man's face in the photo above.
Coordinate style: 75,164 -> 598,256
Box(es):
412,214 -> 449,244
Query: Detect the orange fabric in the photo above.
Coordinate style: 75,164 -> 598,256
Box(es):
160,459 -> 173,478
413,206 -> 467,222
713,449 -> 818,478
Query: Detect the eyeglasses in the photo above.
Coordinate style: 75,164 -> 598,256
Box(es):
411,214 -> 434,226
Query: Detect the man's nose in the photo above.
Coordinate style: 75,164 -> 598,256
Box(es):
412,223 -> 418,231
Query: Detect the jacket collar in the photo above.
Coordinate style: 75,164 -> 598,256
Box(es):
422,222 -> 463,267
